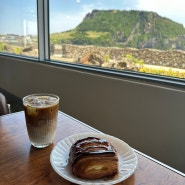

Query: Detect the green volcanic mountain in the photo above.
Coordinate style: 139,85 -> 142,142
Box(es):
50,10 -> 185,50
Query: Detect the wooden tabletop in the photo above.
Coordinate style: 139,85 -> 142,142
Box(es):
0,111 -> 184,185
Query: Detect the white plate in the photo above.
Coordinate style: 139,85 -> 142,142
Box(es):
50,133 -> 138,185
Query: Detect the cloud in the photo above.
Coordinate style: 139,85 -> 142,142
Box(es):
50,0 -> 185,33
81,3 -> 97,13
50,2 -> 99,33
136,0 -> 185,26
137,0 -> 185,11
50,12 -> 84,33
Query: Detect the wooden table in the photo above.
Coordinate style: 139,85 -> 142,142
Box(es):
0,111 -> 184,185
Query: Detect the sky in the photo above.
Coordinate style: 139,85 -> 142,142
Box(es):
0,0 -> 185,35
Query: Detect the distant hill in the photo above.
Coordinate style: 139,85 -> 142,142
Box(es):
50,10 -> 185,50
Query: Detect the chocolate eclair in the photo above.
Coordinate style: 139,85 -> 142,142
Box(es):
69,137 -> 118,179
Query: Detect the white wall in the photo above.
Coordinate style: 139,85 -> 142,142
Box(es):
0,55 -> 185,173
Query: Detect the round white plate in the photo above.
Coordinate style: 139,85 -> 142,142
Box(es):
50,132 -> 138,185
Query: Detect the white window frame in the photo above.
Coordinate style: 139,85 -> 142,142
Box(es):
37,0 -> 49,61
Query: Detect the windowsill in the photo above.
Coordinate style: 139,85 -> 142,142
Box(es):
1,53 -> 185,90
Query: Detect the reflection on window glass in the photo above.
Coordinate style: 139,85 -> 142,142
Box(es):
49,0 -> 185,79
0,0 -> 38,58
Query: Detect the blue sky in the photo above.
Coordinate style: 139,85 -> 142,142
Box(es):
0,0 -> 185,35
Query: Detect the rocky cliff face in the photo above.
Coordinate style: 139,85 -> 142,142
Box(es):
73,10 -> 185,50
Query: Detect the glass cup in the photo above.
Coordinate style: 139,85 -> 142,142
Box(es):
23,94 -> 59,148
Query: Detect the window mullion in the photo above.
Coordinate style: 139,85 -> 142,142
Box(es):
37,0 -> 49,61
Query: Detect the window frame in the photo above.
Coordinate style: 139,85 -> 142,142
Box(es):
37,0 -> 49,61
0,0 -> 185,89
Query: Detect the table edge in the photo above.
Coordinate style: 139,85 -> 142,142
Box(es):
1,111 -> 184,177
60,111 -> 185,177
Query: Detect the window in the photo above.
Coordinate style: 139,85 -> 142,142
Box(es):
49,0 -> 185,80
1,0 -> 185,81
0,0 -> 38,58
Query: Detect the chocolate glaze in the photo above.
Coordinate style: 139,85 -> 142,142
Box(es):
69,137 -> 117,164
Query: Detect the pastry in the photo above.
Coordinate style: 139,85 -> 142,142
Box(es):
69,136 -> 118,179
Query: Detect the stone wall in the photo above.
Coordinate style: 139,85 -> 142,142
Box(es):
51,44 -> 185,69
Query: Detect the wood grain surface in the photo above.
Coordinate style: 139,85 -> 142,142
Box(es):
0,111 -> 184,185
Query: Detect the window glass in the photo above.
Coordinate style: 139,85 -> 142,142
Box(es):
0,0 -> 38,58
49,0 -> 185,79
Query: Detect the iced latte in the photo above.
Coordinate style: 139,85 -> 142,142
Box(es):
23,94 -> 59,148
